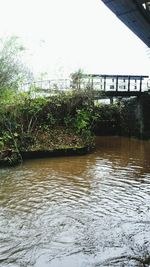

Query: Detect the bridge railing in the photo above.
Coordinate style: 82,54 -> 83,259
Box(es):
22,75 -> 150,96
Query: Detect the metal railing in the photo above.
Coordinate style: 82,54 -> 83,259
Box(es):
22,76 -> 150,95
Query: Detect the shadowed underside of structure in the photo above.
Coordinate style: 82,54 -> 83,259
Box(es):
101,0 -> 150,47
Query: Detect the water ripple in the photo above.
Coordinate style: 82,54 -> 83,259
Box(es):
0,137 -> 150,267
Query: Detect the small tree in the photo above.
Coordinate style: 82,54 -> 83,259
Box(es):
0,36 -> 32,94
70,69 -> 84,90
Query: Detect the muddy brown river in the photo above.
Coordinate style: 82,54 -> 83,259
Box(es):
0,137 -> 150,267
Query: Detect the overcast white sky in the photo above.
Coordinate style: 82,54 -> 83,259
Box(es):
0,0 -> 150,78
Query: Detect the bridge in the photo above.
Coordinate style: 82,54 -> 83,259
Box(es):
83,74 -> 149,98
23,74 -> 149,99
101,0 -> 150,47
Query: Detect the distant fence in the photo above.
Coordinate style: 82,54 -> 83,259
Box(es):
22,79 -> 71,92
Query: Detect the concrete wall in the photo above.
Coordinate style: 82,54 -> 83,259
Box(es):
120,95 -> 150,139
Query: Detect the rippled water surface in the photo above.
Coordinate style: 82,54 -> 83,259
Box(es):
0,137 -> 150,267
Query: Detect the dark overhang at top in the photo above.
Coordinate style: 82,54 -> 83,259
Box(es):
101,0 -> 150,47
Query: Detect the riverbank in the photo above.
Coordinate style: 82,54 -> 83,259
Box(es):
0,91 -> 96,167
0,127 -> 94,167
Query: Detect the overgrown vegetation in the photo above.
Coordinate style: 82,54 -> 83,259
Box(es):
0,88 -> 99,166
93,103 -> 121,135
